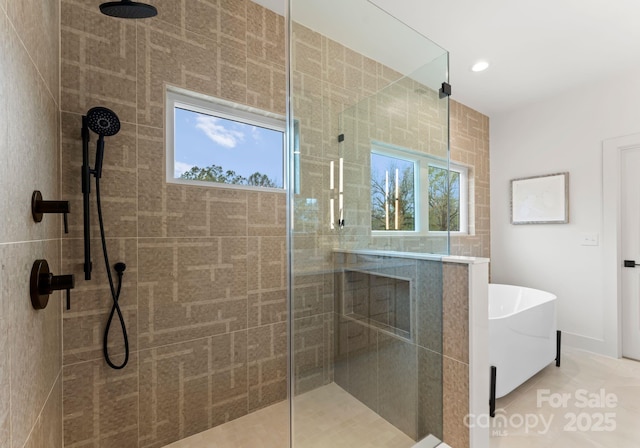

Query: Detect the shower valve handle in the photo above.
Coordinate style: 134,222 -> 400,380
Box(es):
30,260 -> 75,310
32,191 -> 70,234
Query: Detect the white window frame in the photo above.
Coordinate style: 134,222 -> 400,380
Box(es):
166,86 -> 286,192
425,161 -> 468,235
371,143 -> 421,235
370,141 -> 469,236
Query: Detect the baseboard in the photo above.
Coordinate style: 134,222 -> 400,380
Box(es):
561,331 -> 618,358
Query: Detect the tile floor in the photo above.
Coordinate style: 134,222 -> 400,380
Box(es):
490,347 -> 640,447
163,399 -> 289,448
163,347 -> 638,448
164,383 -> 443,448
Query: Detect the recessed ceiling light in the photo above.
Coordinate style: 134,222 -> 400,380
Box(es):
471,61 -> 489,72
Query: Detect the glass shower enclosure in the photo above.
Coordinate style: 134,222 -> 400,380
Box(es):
289,0 -> 451,446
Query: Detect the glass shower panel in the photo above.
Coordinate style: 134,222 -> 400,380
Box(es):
339,52 -> 451,254
289,1 -> 450,447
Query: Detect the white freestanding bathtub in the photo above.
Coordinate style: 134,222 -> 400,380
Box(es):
489,284 -> 557,399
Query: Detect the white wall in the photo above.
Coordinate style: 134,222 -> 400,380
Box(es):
490,65 -> 640,357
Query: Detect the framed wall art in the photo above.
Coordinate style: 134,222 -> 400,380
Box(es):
511,172 -> 569,224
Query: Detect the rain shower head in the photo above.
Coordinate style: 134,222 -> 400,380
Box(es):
99,0 -> 158,19
86,107 -> 121,137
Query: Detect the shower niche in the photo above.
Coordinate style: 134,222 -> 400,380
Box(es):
338,268 -> 412,340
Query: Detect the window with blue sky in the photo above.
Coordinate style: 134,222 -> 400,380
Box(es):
168,90 -> 284,190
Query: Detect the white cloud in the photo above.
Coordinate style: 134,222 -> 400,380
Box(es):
195,116 -> 244,148
174,161 -> 194,178
251,126 -> 261,142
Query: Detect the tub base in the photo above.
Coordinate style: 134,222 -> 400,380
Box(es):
556,330 -> 562,367
490,366 -> 497,418
490,330 -> 562,418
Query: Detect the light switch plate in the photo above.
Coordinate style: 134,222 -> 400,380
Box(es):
581,233 -> 599,246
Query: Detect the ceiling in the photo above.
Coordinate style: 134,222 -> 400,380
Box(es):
252,0 -> 640,117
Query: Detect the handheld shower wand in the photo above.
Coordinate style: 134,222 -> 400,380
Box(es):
81,106 -> 129,369
82,107 -> 121,279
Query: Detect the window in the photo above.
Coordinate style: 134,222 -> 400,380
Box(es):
370,142 -> 468,234
371,152 -> 416,231
427,163 -> 467,233
166,88 -> 285,191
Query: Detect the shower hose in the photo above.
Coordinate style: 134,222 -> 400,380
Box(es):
95,177 -> 130,370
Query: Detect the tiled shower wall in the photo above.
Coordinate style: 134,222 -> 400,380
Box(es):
56,2 -> 490,447
450,102 -> 490,258
60,0 -> 287,446
0,0 -> 62,447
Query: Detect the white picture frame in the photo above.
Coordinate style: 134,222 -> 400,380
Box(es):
511,172 -> 569,224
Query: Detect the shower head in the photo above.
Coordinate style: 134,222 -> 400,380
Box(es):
99,0 -> 158,19
85,107 -> 120,180
86,107 -> 121,137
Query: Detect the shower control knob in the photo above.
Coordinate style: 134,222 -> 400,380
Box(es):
32,191 -> 71,234
30,260 -> 75,310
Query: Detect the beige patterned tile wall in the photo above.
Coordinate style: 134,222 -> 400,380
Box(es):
137,237 -> 248,349
61,237 -> 138,365
443,263 -> 470,364
247,322 -> 287,412
60,1 -> 287,446
0,0 -> 62,447
63,354 -> 140,447
443,263 -> 471,448
137,335 -> 248,447
450,101 -> 491,258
